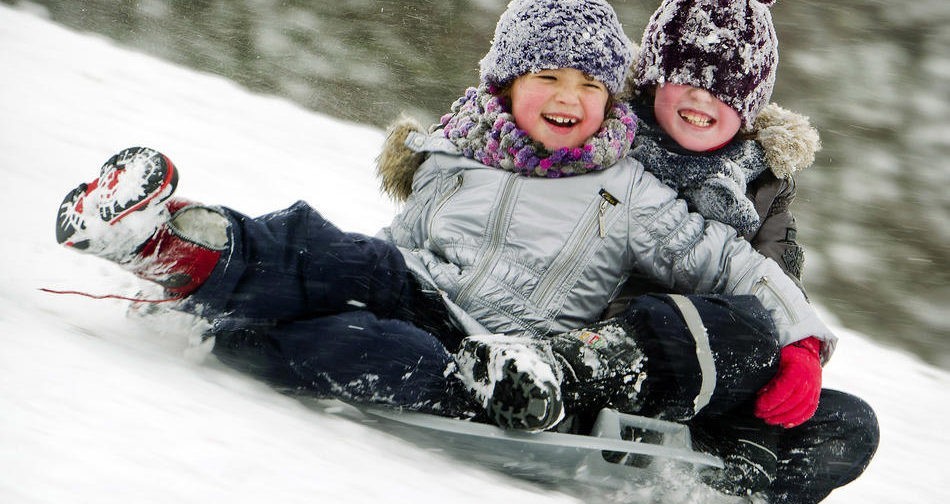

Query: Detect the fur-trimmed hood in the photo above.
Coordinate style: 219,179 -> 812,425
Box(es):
376,114 -> 428,202
376,103 -> 820,202
749,102 -> 821,180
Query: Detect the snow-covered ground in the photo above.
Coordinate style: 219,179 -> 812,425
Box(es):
1,5 -> 947,503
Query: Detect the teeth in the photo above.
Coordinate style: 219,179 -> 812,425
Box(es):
544,114 -> 578,126
679,111 -> 713,127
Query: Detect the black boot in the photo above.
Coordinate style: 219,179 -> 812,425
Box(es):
453,313 -> 647,432
454,334 -> 565,432
547,314 -> 648,416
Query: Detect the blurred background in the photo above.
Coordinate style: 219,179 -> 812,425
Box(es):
4,0 -> 947,369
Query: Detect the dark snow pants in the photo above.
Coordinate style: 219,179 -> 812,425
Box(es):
607,295 -> 878,503
184,201 -> 473,415
762,389 -> 879,504
209,311 -> 475,416
620,293 -> 782,421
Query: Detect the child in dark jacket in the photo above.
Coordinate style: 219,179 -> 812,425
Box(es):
589,0 -> 878,501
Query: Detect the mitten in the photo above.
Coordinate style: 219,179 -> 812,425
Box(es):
754,336 -> 822,428
687,162 -> 760,236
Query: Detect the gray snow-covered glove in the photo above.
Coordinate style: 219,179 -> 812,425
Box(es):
683,150 -> 763,236
634,134 -> 767,236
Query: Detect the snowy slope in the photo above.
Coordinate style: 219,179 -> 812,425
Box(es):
0,5 -> 947,503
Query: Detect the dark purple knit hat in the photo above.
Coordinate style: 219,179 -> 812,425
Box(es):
479,0 -> 634,95
634,0 -> 779,129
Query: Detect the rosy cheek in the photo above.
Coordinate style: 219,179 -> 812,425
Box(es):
511,103 -> 532,131
582,113 -> 605,140
512,95 -> 542,127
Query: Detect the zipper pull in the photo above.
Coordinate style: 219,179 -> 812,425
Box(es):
597,189 -> 620,239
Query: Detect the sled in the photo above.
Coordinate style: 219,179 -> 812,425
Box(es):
354,405 -> 723,491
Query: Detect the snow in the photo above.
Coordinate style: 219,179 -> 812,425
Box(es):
1,4 -> 948,503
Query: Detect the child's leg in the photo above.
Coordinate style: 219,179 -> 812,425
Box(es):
58,147 -> 431,328
762,389 -> 879,504
210,310 -> 479,418
627,294 -> 781,421
182,199 -> 420,324
689,403 -> 782,496
552,294 -> 780,422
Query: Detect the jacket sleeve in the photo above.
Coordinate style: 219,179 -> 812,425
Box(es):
747,172 -> 807,295
603,175 -> 809,320
625,164 -> 836,359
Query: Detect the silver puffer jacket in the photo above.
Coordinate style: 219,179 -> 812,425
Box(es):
380,131 -> 835,358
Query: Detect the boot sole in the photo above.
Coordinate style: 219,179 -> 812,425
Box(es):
489,360 -> 563,432
99,147 -> 178,223
56,147 -> 178,248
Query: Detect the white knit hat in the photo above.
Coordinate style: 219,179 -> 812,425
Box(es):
479,0 -> 635,94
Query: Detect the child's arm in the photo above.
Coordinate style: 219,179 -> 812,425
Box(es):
624,164 -> 835,359
747,172 -> 806,293
743,102 -> 819,293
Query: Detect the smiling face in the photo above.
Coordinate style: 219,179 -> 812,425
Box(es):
653,83 -> 742,152
509,68 -> 609,151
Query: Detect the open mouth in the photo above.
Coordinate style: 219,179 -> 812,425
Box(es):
543,114 -> 578,128
678,110 -> 715,128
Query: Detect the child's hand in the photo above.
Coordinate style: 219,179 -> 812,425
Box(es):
754,336 -> 822,428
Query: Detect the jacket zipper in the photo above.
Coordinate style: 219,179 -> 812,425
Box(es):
597,188 -> 619,238
753,275 -> 799,325
532,196 -> 611,308
455,173 -> 518,307
427,173 -> 463,240
598,198 -> 610,238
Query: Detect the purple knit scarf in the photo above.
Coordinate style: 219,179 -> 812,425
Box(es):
438,86 -> 637,178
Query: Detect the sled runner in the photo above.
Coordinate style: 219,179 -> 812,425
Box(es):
352,405 -> 723,491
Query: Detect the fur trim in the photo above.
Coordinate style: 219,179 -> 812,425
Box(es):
750,103 -> 821,179
376,115 -> 426,202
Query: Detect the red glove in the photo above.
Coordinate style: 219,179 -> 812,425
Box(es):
754,336 -> 822,428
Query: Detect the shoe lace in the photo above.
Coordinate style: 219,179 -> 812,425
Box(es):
39,287 -> 183,304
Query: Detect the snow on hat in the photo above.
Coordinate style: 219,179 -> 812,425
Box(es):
635,0 -> 779,129
479,0 -> 634,95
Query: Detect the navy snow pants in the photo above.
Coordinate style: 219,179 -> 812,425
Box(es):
183,201 -> 473,415
764,389 -> 879,504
